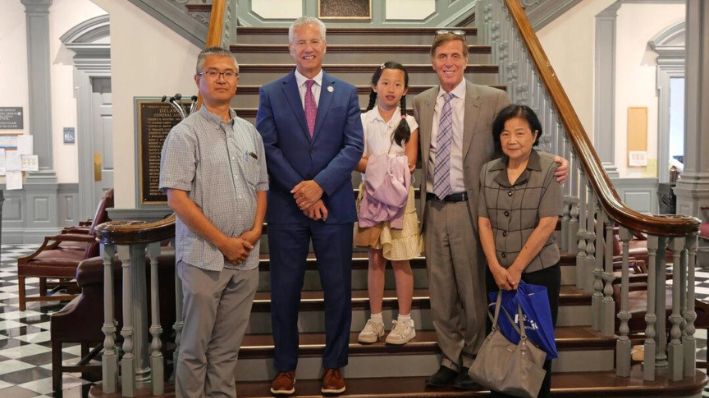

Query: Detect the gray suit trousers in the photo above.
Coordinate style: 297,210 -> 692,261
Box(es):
424,200 -> 487,371
175,261 -> 259,398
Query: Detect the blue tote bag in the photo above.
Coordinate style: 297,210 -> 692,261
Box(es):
488,281 -> 558,360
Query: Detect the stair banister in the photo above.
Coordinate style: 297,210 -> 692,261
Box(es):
476,0 -> 701,382
95,215 -> 176,396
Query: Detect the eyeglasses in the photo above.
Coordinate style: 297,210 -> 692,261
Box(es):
435,29 -> 466,38
198,69 -> 239,80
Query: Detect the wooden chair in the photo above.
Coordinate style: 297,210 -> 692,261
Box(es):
17,189 -> 114,311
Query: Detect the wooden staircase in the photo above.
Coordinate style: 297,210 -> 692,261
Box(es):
88,3 -> 707,397
219,26 -> 705,397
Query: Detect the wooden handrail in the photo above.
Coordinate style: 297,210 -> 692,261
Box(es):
205,0 -> 226,47
196,0 -> 228,110
504,0 -> 700,236
96,214 -> 176,246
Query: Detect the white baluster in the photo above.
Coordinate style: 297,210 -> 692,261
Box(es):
655,237 -> 668,368
602,217 -> 616,336
120,244 -> 139,396
101,243 -> 118,393
616,227 -> 632,376
592,204 -> 604,331
684,232 -> 697,377
668,237 -> 685,380
147,242 -> 164,395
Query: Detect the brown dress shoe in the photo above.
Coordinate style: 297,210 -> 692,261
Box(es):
270,371 -> 296,396
321,368 -> 346,395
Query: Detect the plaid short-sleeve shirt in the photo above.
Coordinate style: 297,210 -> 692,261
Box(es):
478,150 -> 561,273
159,107 -> 269,271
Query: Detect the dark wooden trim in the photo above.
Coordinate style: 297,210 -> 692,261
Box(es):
235,84 -> 505,96
96,214 -> 175,246
230,44 -> 491,54
457,13 -> 476,27
504,0 -> 700,236
237,325 -> 614,360
236,27 -> 478,35
185,4 -> 211,13
237,63 -> 499,73
90,368 -> 708,397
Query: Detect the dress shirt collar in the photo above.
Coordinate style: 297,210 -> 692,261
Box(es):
294,69 -> 323,88
366,106 -> 403,125
199,106 -> 236,127
492,149 -> 543,187
437,79 -> 466,101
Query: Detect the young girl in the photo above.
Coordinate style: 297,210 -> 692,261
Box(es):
355,61 -> 423,345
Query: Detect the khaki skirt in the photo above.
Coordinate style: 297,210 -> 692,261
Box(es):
354,183 -> 423,261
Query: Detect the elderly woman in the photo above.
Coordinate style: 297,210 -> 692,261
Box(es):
478,104 -> 562,398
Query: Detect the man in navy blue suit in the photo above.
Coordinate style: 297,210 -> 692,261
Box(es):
256,16 -> 364,397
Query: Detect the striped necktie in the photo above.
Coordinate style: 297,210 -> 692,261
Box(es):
305,79 -> 317,137
433,92 -> 454,200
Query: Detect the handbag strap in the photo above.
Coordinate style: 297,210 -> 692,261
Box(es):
494,293 -> 530,341
489,291 -> 504,330
516,305 -> 529,341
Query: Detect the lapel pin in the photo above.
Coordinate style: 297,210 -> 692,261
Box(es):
327,85 -> 334,93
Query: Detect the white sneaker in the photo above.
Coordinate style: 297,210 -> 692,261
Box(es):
358,318 -> 385,344
385,319 -> 416,345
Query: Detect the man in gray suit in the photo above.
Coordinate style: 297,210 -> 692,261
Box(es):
413,31 -> 566,389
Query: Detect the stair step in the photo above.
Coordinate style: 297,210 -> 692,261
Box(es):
239,326 -> 613,359
238,63 -> 498,73
233,365 -> 708,398
230,44 -> 491,64
235,27 -> 478,45
251,286 -> 591,310
235,326 -> 614,380
231,85 -> 506,108
236,63 -> 500,85
245,286 -> 591,333
231,43 -> 491,53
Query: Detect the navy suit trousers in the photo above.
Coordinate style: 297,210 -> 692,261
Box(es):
268,221 -> 353,371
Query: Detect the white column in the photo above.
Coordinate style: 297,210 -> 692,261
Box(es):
674,0 -> 709,217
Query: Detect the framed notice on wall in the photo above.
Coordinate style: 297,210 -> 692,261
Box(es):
318,0 -> 371,19
134,97 -> 188,206
627,106 -> 648,167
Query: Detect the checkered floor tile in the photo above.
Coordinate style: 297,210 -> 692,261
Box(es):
0,243 -> 708,396
0,244 -> 92,397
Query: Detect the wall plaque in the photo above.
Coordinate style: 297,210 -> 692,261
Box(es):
0,107 -> 23,130
318,0 -> 371,19
134,98 -> 187,205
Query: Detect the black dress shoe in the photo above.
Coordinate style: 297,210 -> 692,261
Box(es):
425,366 -> 458,388
453,367 -> 477,390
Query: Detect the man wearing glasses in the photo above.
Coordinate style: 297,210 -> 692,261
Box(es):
414,31 -> 567,389
159,47 -> 268,397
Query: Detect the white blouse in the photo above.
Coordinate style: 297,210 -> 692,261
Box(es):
360,107 -> 418,157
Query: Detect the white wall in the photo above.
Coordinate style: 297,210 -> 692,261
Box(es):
92,0 -> 200,209
0,2 -> 29,136
250,0 -> 437,21
251,0 -> 302,19
0,0 -> 105,184
386,0 -> 435,20
537,0 -> 615,145
50,0 -> 106,183
614,2 -> 684,177
538,0 -> 685,179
